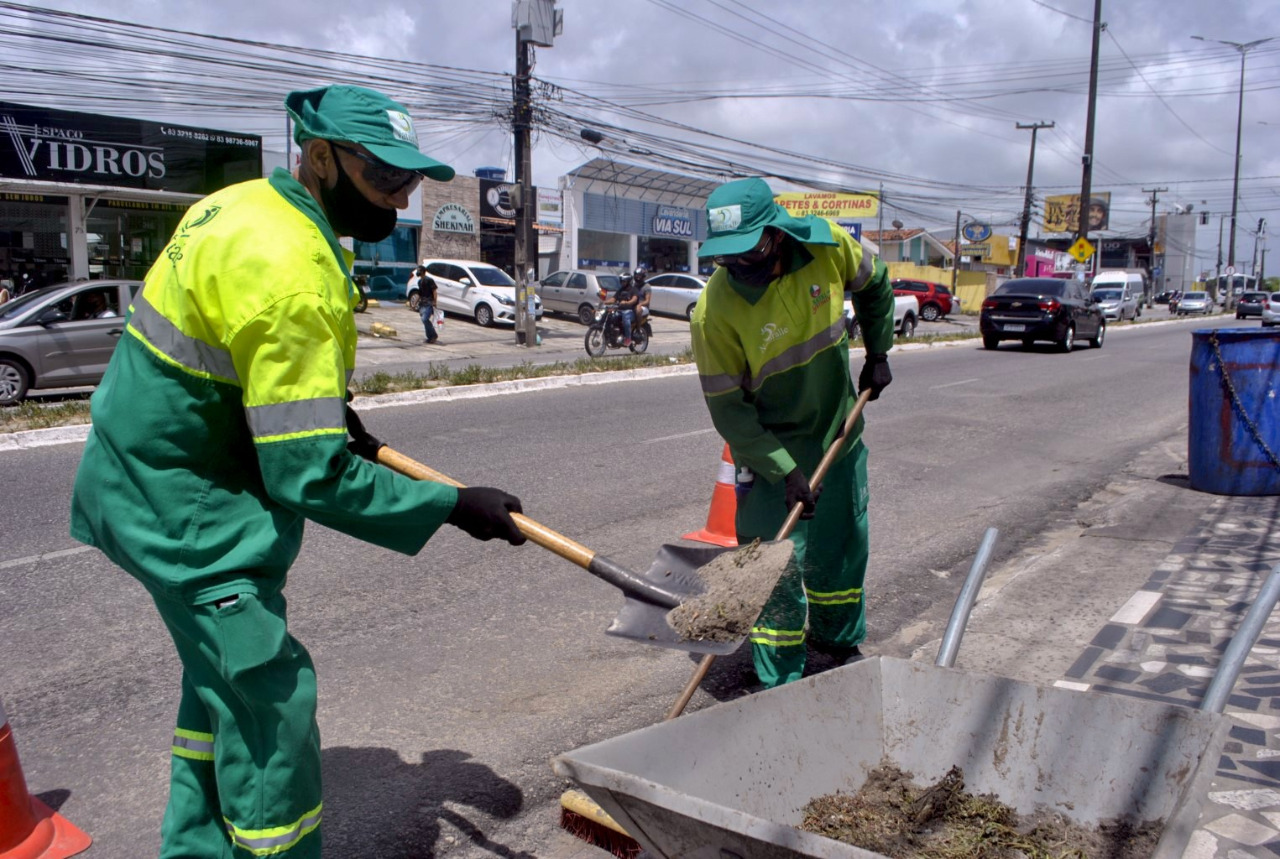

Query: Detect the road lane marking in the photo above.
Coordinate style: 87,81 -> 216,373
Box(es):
0,545 -> 95,570
642,428 -> 718,445
929,378 -> 979,390
1054,680 -> 1092,692
1110,589 -> 1162,625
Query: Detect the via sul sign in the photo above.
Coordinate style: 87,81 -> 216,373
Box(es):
652,205 -> 693,238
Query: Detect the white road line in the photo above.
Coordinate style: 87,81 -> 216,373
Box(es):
0,545 -> 95,570
929,378 -> 979,390
641,428 -> 718,445
1110,589 -> 1162,625
1054,680 -> 1092,692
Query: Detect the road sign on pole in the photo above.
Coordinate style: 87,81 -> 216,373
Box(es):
1068,237 -> 1095,263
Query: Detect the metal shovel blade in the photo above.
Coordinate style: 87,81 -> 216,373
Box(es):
605,541 -> 792,655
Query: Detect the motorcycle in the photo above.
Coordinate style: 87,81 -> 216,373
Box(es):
585,304 -> 650,356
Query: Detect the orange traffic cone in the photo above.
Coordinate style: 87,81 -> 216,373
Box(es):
682,443 -> 739,548
0,699 -> 90,859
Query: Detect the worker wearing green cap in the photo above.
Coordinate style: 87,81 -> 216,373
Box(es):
69,85 -> 527,858
690,177 -> 897,689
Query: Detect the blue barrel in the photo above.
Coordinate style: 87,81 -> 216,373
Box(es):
1189,328 -> 1280,495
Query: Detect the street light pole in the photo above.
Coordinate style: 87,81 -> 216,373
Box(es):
1191,34 -> 1275,274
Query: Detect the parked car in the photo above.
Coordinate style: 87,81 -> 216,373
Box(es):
1153,290 -> 1175,305
979,277 -> 1104,352
844,293 -> 918,340
646,273 -> 707,320
1261,293 -> 1280,327
1089,284 -> 1140,322
415,260 -> 542,327
891,279 -> 957,321
1236,291 -> 1270,319
0,279 -> 140,404
1175,291 -> 1212,316
540,270 -> 622,324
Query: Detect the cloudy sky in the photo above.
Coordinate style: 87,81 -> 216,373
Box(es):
7,0 -> 1280,272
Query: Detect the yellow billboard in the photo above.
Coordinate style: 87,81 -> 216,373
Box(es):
1043,192 -> 1110,233
774,192 -> 879,219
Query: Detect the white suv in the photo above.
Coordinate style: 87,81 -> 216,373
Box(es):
413,260 -> 542,327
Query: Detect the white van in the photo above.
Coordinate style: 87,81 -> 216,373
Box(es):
1089,270 -> 1144,321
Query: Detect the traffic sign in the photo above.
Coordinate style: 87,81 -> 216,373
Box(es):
1068,237 -> 1095,263
1225,265 -> 1236,276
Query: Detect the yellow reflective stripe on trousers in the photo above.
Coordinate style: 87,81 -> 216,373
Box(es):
127,294 -> 239,384
806,586 -> 863,606
224,803 -> 322,856
171,727 -> 215,762
749,626 -> 805,647
245,396 -> 346,443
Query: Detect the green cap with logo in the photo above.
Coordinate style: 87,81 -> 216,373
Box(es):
285,85 -> 455,181
698,177 -> 835,258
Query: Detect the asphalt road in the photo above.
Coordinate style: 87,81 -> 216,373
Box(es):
0,311 -> 1242,858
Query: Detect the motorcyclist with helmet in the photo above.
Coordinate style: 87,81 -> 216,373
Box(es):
604,267 -> 642,347
633,266 -> 652,331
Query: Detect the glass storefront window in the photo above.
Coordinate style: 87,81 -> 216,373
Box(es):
86,201 -> 185,281
576,229 -> 628,269
0,196 -> 69,292
353,225 -> 420,270
638,236 -> 691,273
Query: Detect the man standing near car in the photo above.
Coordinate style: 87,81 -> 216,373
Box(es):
690,177 -> 896,689
418,267 -> 439,343
69,84 -> 526,859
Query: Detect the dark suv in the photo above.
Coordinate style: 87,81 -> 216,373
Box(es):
1236,291 -> 1270,319
892,279 -> 957,321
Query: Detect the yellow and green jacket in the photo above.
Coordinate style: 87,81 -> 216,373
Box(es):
689,220 -> 895,482
70,169 -> 458,604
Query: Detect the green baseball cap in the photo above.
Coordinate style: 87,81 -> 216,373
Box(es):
285,85 -> 455,181
698,177 -> 835,258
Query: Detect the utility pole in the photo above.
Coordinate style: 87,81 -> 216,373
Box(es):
1077,0 -> 1103,244
1253,218 -> 1266,275
511,0 -> 563,347
1015,121 -> 1053,276
1142,187 -> 1167,293
877,182 -> 884,241
951,210 -> 961,294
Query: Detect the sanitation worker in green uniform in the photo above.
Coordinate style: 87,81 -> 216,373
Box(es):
69,85 -> 526,859
690,177 -> 896,689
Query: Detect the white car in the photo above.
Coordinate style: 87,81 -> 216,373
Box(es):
1175,291 -> 1212,316
1261,293 -> 1280,327
417,259 -> 542,327
645,273 -> 707,320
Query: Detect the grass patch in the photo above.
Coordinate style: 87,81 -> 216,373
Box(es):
0,400 -> 92,433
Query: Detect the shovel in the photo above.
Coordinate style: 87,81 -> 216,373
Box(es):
664,388 -> 873,719
371,446 -> 786,656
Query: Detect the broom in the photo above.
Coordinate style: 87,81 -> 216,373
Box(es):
558,790 -> 643,858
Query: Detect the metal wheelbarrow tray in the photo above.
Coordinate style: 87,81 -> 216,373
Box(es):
552,656 -> 1233,859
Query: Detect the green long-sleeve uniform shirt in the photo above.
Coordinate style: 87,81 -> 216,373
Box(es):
689,219 -> 895,480
70,169 -> 458,604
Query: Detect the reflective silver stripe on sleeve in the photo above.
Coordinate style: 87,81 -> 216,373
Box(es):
745,319 -> 847,392
129,293 -> 239,382
698,370 -> 749,396
846,244 -> 875,293
245,396 -> 346,440
172,733 -> 214,757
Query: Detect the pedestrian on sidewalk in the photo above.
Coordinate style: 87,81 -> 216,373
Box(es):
418,267 -> 439,343
69,84 -> 527,859
690,177 -> 897,689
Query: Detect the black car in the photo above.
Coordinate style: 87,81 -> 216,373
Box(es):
979,277 -> 1105,352
1236,291 -> 1270,319
1153,290 -> 1175,305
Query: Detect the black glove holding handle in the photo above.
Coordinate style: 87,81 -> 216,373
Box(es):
784,467 -> 822,520
858,352 -> 892,401
344,403 -> 385,462
447,488 -> 527,545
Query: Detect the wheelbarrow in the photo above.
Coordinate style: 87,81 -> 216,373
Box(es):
551,533 -> 1280,859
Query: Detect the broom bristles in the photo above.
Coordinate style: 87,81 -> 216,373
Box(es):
559,805 -> 643,859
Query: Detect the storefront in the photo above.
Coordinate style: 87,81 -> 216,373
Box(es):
0,100 -> 261,291
559,159 -> 714,277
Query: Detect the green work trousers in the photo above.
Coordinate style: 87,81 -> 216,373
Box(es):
150,589 -> 322,858
736,441 -> 870,688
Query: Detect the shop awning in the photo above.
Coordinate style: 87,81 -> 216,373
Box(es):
0,178 -> 203,207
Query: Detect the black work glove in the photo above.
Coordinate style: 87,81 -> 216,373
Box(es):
858,352 -> 892,401
344,404 -> 384,462
447,487 -> 528,545
784,467 -> 822,520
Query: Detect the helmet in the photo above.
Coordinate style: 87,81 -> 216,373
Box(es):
632,265 -> 648,284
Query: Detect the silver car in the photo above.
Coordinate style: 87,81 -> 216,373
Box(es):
1089,286 -> 1139,321
1260,293 -> 1280,327
646,273 -> 707,320
539,270 -> 622,325
0,279 -> 140,404
1176,291 -> 1212,316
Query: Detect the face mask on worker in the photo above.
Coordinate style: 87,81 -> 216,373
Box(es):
722,232 -> 782,288
320,146 -> 399,242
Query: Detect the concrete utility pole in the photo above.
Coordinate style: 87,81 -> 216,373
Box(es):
1143,187 -> 1167,292
877,182 -> 884,241
1015,121 -> 1053,277
1077,0 -> 1103,244
951,210 -> 961,294
1253,218 -> 1266,276
511,0 -> 563,347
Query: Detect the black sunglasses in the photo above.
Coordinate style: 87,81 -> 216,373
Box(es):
331,143 -> 422,195
713,231 -> 777,267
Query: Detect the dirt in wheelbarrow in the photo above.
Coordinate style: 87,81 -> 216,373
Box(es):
666,539 -> 793,643
800,762 -> 1162,859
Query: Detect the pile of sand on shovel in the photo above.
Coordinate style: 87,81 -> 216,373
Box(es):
667,539 -> 794,643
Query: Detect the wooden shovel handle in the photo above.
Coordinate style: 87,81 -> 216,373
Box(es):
376,446 -> 594,569
664,388 -> 874,721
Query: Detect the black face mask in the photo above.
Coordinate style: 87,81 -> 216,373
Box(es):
319,149 -> 399,242
725,248 -> 782,288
